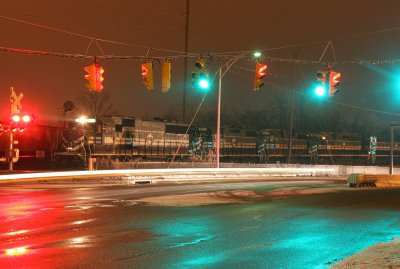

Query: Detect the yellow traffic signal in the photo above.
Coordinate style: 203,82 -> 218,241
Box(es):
161,60 -> 171,93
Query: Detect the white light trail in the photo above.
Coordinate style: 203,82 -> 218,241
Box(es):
0,167 -> 335,182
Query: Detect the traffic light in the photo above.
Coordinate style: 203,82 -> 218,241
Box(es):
315,85 -> 327,97
84,64 -> 96,90
95,64 -> 104,92
329,71 -> 341,97
161,60 -> 171,93
10,112 -> 34,132
315,70 -> 327,96
316,70 -> 327,84
141,61 -> 154,90
84,63 -> 104,92
192,58 -> 210,90
253,61 -> 267,91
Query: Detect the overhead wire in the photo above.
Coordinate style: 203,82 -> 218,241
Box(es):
168,69 -> 220,167
2,14 -> 400,65
27,0 -> 186,17
229,64 -> 400,117
0,12 -> 185,31
0,15 -> 189,55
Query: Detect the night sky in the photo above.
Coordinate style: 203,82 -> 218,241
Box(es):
1,0 -> 400,125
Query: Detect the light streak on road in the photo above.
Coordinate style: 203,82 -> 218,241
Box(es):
6,230 -> 29,236
0,167 -> 335,182
5,247 -> 28,256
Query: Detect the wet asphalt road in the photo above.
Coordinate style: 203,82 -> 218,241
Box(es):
1,179 -> 400,269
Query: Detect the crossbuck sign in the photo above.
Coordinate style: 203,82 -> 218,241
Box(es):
10,88 -> 23,114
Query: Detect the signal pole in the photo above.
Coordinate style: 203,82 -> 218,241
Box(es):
182,0 -> 190,122
8,87 -> 24,172
288,54 -> 297,164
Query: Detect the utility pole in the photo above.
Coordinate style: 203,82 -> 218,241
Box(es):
288,54 -> 297,164
182,0 -> 190,122
390,125 -> 396,175
216,68 -> 222,168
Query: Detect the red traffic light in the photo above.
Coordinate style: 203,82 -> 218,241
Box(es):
84,63 -> 104,92
329,72 -> 341,87
253,62 -> 267,91
141,61 -> 154,90
95,65 -> 104,91
256,63 -> 267,79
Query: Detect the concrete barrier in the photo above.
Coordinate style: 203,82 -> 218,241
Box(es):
348,174 -> 400,188
109,162 -> 396,177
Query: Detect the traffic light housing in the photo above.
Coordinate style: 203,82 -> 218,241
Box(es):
316,70 -> 327,84
84,63 -> 104,92
84,64 -> 96,90
10,112 -> 34,132
192,58 -> 210,90
329,71 -> 341,97
161,60 -> 171,93
141,61 -> 154,90
95,64 -> 104,91
253,62 -> 267,91
315,70 -> 327,96
315,68 -> 341,98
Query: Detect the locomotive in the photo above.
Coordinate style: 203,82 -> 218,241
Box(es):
1,115 -> 399,170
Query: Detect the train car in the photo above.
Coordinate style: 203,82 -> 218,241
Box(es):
53,116 -> 191,169
5,113 -> 400,170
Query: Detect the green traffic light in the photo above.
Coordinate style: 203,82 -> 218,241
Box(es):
199,79 -> 210,89
315,85 -> 326,97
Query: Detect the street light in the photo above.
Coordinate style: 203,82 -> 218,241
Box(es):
75,116 -> 96,124
253,51 -> 262,58
215,53 -> 251,168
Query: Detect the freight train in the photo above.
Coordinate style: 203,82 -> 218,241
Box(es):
1,115 -> 398,170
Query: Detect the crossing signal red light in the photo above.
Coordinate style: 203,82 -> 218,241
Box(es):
253,62 -> 267,91
141,61 -> 154,90
10,112 -> 34,132
84,63 -> 104,92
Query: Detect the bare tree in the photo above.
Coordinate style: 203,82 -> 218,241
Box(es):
76,89 -> 113,118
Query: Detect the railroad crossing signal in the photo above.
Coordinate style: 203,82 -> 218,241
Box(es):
10,112 -> 34,132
